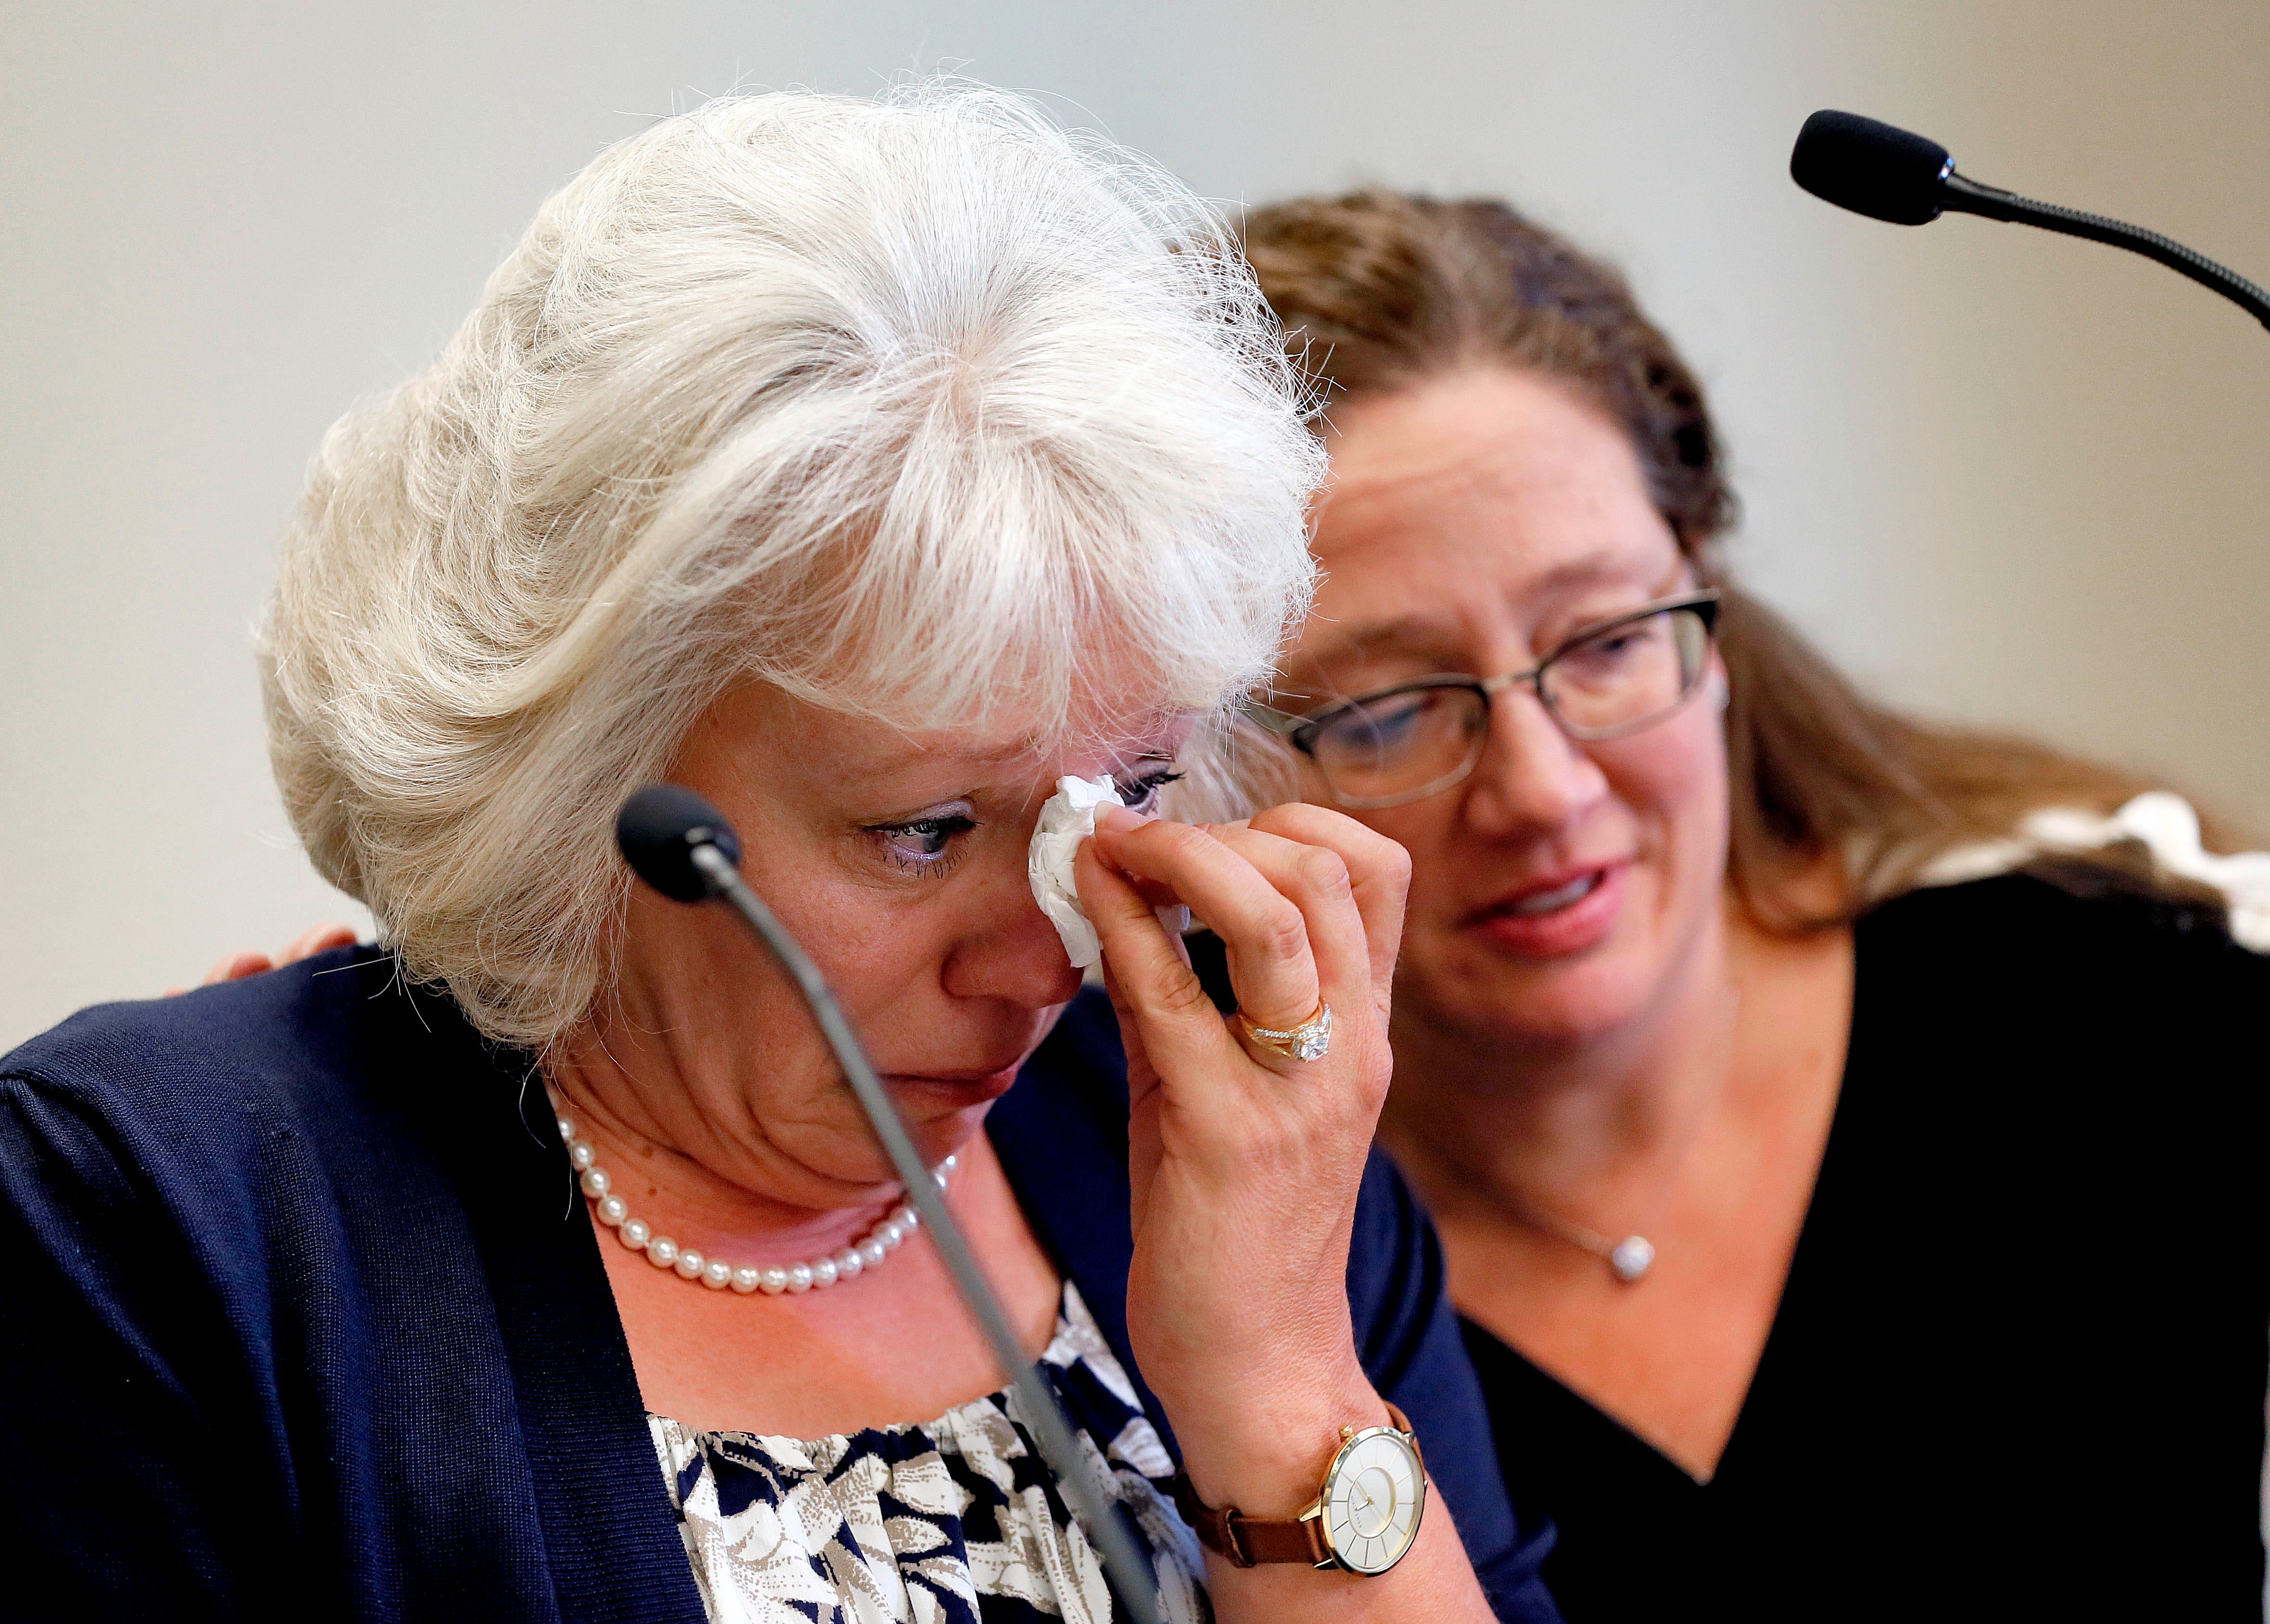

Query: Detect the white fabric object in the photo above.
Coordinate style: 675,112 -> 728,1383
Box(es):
1915,791 -> 2270,952
1028,775 -> 1125,969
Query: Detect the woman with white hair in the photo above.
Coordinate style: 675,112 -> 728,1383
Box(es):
0,90 -> 1557,1622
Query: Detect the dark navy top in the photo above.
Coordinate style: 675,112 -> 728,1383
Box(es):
0,957 -> 1558,1623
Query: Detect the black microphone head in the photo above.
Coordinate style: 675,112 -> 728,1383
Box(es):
617,784 -> 744,903
1791,110 -> 1953,226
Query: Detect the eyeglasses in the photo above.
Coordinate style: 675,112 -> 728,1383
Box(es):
1245,591 -> 1722,810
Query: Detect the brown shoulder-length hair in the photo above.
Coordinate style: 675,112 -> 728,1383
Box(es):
1238,188 -> 2233,929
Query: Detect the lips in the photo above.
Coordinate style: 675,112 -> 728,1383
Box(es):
1461,861 -> 1629,958
1499,872 -> 1604,916
879,1064 -> 1024,1106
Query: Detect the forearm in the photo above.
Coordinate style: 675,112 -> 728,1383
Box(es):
1086,809 -> 1498,1620
1167,1365 -> 1496,1624
1206,1499 -> 1495,1624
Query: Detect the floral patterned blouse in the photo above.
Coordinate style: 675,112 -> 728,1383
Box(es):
649,1282 -> 1210,1624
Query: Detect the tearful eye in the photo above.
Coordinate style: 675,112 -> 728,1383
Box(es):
888,822 -> 956,858
871,813 -> 978,874
1115,768 -> 1184,812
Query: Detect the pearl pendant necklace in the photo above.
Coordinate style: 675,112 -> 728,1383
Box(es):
1607,1235 -> 1656,1284
1503,984 -> 1730,1285
1510,1197 -> 1657,1284
557,1112 -> 953,1295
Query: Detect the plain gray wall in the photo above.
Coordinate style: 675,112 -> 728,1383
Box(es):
5,0 -> 2268,1049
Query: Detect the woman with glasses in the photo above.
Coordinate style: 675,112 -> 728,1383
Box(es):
1219,191 -> 2270,1619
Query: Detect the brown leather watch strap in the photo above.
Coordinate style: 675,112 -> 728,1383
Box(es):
1167,1402 -> 1416,1570
1168,1475 -> 1330,1567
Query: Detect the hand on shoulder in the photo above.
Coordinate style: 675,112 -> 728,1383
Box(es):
164,923 -> 359,997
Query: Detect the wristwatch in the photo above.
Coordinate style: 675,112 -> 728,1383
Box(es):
1169,1402 -> 1427,1576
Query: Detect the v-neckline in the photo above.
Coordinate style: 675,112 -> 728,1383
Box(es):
1460,1048 -> 1859,1493
1458,928 -> 1871,1489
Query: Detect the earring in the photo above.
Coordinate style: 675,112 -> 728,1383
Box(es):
1707,675 -> 1731,712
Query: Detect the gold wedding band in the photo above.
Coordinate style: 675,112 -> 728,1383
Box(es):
1237,1000 -> 1333,1063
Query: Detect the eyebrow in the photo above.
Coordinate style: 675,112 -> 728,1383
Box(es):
832,726 -> 1188,802
1285,551 -> 1649,691
1278,619 -> 1465,693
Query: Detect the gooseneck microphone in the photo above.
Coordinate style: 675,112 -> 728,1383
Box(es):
616,784 -> 1162,1624
1790,109 -> 2270,332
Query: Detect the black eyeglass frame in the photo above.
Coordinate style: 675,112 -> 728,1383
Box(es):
1244,589 -> 1724,810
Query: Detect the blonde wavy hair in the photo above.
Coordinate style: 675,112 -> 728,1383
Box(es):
261,83 -> 1324,1047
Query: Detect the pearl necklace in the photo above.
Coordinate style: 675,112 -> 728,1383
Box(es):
1509,1197 -> 1657,1283
1504,985 -> 1738,1285
556,1111 -> 954,1294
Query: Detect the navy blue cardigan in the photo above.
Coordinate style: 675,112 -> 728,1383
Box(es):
0,950 -> 1558,1622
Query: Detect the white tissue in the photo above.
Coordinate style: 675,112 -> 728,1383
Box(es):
1028,774 -> 1124,969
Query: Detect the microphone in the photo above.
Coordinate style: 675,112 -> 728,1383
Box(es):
1790,109 -> 2270,332
616,785 -> 1162,1624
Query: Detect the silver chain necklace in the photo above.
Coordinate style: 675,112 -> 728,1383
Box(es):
556,1111 -> 955,1294
1504,984 -> 1741,1284
1506,1196 -> 1657,1283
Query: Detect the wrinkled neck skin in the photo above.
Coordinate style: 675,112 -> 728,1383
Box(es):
541,963 -> 977,1274
1378,888 -> 1748,1228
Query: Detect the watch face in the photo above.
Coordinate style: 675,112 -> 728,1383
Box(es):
1320,1428 -> 1425,1575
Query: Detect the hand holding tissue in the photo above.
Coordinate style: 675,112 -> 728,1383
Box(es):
1028,775 -> 1124,968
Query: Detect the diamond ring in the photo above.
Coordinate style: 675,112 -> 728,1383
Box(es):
1238,1000 -> 1333,1062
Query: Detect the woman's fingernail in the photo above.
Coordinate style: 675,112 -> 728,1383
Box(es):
1097,801 -> 1155,831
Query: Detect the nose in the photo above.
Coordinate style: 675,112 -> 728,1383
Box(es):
1456,683 -> 1611,839
940,866 -> 1088,1010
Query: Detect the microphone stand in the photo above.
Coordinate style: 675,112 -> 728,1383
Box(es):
1940,172 -> 2270,332
1788,109 -> 2270,334
685,842 -> 1164,1624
